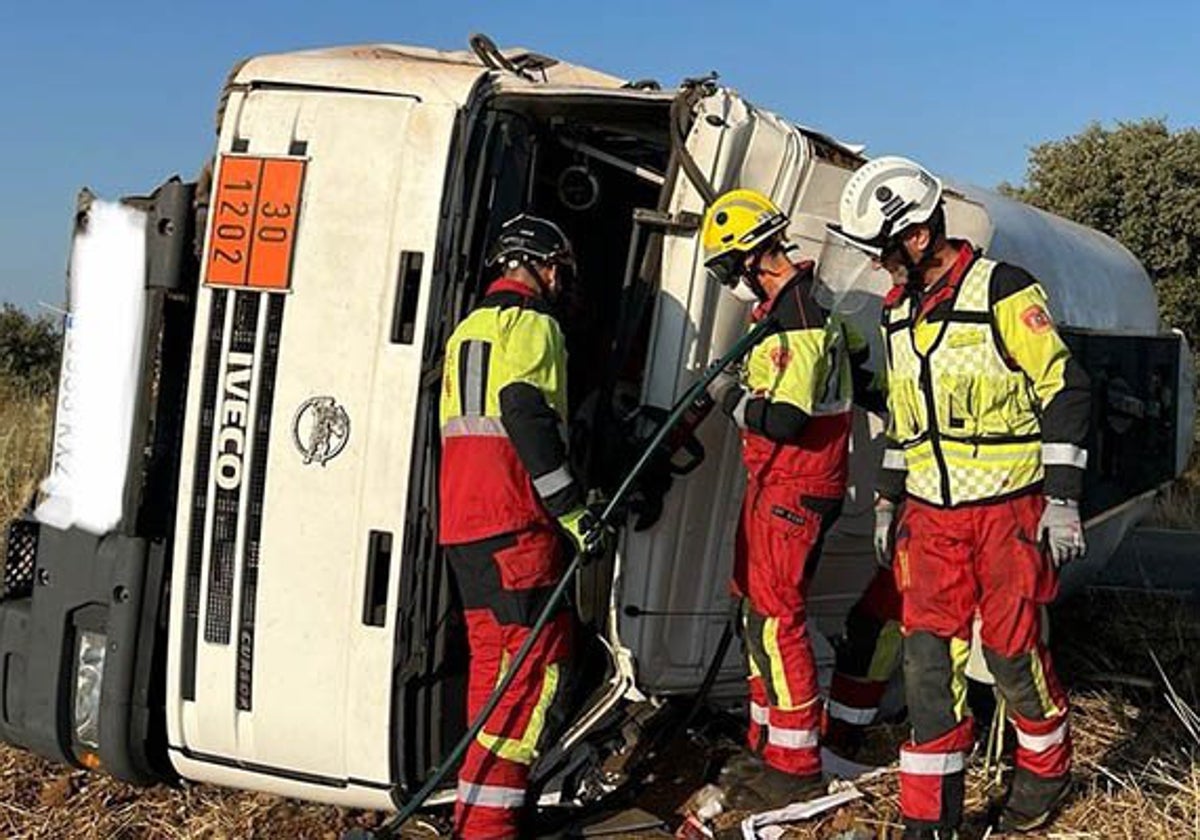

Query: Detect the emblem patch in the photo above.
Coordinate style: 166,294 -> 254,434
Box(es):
292,396 -> 351,466
1020,304 -> 1052,334
769,345 -> 792,371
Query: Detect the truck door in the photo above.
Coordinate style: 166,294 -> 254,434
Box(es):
165,85 -> 455,807
613,88 -> 845,697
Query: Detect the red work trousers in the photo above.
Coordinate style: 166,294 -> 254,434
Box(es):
734,483 -> 841,777
446,526 -> 571,840
894,493 -> 1071,832
825,568 -> 903,751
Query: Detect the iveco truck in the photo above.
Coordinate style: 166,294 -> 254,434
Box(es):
1,34 -> 1192,811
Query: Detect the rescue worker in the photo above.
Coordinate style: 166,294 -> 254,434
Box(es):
823,568 -> 903,759
700,189 -> 881,809
829,157 -> 1091,838
438,214 -> 604,839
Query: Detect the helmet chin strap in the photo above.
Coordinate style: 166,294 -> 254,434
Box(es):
513,257 -> 558,301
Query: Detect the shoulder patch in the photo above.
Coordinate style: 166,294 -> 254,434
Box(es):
1020,303 -> 1053,334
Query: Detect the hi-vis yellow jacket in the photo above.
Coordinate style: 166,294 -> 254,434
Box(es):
877,244 -> 1091,507
438,278 -> 580,544
721,264 -> 883,498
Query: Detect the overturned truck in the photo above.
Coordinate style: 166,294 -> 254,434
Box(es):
1,36 -> 1193,811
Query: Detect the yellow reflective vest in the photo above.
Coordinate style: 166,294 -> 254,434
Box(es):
879,246 -> 1091,507
732,268 -> 864,498
439,279 -> 579,544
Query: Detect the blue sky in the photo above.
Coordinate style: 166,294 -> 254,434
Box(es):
2,0 -> 1199,310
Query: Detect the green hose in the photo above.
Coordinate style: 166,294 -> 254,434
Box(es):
374,313 -> 779,836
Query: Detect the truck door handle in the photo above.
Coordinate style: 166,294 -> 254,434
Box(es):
362,530 -> 392,627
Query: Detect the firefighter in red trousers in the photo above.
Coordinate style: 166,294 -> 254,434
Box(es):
438,214 -> 604,839
700,189 -> 885,811
830,157 -> 1091,838
823,567 -> 903,758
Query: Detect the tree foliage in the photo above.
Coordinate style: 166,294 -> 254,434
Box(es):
1000,118 -> 1200,346
0,304 -> 62,396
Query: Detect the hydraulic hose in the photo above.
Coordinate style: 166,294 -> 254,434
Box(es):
373,313 -> 779,837
670,76 -> 719,205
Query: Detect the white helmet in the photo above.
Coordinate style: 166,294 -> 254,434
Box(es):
828,156 -> 944,257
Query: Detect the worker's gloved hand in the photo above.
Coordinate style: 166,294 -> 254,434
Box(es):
706,369 -> 743,407
707,370 -> 748,428
1038,497 -> 1085,568
557,506 -> 610,561
873,498 -> 896,569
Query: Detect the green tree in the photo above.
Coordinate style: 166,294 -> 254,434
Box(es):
0,304 -> 62,396
1000,118 -> 1200,347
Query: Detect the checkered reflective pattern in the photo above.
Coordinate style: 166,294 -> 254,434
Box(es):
886,260 -> 1044,506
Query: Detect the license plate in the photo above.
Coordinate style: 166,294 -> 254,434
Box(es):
205,154 -> 306,291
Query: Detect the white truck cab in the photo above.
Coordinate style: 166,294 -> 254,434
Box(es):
2,36 -> 1192,812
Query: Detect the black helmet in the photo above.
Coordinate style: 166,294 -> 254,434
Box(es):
487,213 -> 576,271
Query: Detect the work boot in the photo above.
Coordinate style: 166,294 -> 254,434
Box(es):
722,764 -> 826,812
822,717 -> 865,761
995,772 -> 1072,833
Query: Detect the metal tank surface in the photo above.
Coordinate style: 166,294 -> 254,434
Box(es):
951,181 -> 1160,332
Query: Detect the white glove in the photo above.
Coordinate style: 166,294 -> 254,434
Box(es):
874,499 -> 896,569
706,370 -> 742,407
1038,497 -> 1085,568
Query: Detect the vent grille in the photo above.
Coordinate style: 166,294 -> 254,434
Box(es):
3,520 -> 38,601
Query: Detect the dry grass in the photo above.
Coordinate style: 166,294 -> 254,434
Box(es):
703,589 -> 1200,840
1147,448 -> 1200,530
0,753 -> 392,840
0,370 -> 1196,838
0,374 -> 53,527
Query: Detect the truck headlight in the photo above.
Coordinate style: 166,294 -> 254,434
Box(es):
73,630 -> 106,751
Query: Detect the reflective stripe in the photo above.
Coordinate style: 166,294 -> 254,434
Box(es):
949,637 -> 971,725
462,339 -> 488,416
1013,718 -> 1068,753
900,749 -> 965,776
1043,442 -> 1088,469
762,617 -> 792,709
826,699 -> 876,725
532,463 -> 574,499
767,725 -> 819,749
457,780 -> 526,809
442,416 -> 507,438
882,448 -> 906,471
477,662 -> 561,765
1029,646 -> 1065,718
750,702 -> 769,725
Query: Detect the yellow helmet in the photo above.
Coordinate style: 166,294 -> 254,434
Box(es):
700,189 -> 789,270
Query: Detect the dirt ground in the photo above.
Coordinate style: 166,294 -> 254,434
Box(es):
0,588 -> 1195,839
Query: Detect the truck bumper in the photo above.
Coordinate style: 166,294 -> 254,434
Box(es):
1,519 -> 173,784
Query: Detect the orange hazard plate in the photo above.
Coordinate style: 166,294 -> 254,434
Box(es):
205,154 -> 306,291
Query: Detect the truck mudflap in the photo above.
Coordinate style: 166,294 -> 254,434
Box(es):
0,177 -> 200,784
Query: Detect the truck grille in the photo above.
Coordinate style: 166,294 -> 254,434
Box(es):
181,288 -> 284,708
